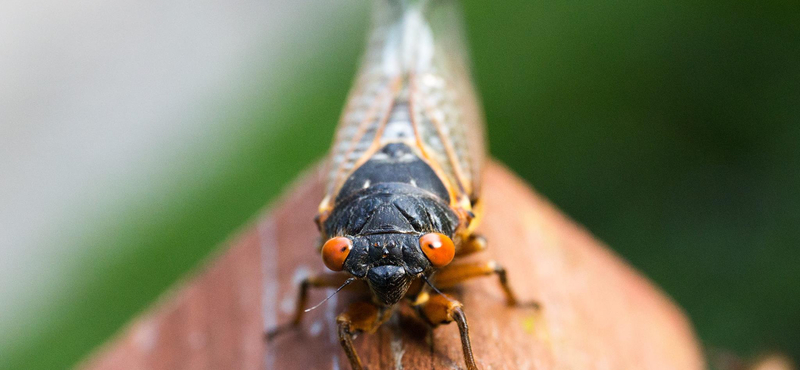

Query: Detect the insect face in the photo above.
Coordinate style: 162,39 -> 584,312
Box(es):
342,233 -> 430,306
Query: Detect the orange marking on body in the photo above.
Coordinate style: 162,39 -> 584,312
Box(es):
421,90 -> 472,198
342,77 -> 404,182
329,81 -> 394,199
408,73 -> 461,206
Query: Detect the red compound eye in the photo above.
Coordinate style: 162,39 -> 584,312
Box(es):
419,233 -> 455,267
321,237 -> 353,271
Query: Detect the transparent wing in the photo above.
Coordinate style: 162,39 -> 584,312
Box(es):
323,0 -> 485,209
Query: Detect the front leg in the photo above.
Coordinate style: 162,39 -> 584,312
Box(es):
418,294 -> 479,370
337,301 -> 388,370
266,272 -> 354,340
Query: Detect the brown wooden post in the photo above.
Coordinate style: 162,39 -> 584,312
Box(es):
81,162 -> 705,370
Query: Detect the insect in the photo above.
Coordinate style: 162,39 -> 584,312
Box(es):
268,1 -> 536,369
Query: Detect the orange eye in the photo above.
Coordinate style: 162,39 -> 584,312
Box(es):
419,233 -> 455,267
321,237 -> 353,271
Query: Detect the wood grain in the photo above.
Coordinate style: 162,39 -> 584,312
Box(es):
81,162 -> 705,370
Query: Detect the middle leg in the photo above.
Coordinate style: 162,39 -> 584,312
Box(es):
433,260 -> 539,308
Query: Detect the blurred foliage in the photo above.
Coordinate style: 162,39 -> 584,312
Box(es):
461,0 -> 799,361
9,0 -> 799,368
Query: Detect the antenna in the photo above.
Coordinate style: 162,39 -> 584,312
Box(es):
304,278 -> 356,313
421,275 -> 456,304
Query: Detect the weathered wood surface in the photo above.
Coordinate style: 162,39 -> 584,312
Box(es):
81,162 -> 705,370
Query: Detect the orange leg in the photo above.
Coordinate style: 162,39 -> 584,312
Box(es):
337,301 -> 390,370
266,272 -> 359,340
434,260 -> 539,308
418,294 -> 479,370
455,234 -> 488,257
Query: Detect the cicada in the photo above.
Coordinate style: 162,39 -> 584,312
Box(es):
269,1 -> 535,369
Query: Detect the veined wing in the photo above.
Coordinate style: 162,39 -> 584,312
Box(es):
323,0 -> 485,211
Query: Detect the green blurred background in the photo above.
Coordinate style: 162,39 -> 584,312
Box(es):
2,0 -> 797,368
463,0 -> 800,362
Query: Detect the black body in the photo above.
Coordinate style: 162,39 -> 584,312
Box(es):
324,143 -> 459,306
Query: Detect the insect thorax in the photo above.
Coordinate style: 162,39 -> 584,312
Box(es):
324,143 -> 459,277
326,143 -> 457,236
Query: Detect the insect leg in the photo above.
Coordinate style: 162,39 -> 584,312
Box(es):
434,260 -> 539,308
265,272 -> 354,340
418,294 -> 479,370
455,234 -> 487,257
336,301 -> 384,370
